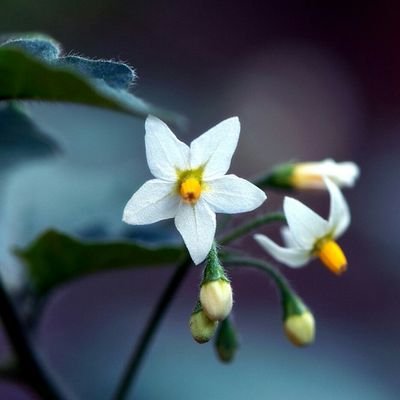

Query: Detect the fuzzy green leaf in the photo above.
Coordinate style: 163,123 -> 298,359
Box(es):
15,230 -> 185,296
0,47 -> 182,124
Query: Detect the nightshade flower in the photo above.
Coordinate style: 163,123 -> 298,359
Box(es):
291,159 -> 360,189
123,116 -> 266,264
254,178 -> 350,275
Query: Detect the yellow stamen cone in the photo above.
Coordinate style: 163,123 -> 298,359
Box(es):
180,177 -> 202,204
318,240 -> 347,275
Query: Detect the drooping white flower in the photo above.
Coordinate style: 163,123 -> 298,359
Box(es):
291,159 -> 360,189
254,178 -> 350,275
123,116 -> 266,264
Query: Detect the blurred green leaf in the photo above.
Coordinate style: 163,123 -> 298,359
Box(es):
0,102 -> 58,167
0,47 -> 182,124
15,230 -> 185,296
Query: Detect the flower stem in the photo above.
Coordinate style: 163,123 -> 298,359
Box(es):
112,258 -> 191,400
0,278 -> 67,400
219,212 -> 285,245
222,256 -> 293,298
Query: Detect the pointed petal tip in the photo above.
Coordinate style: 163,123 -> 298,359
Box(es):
254,233 -> 310,268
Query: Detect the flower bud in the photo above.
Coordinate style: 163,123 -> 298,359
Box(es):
189,308 -> 218,344
282,292 -> 315,347
200,279 -> 233,321
258,159 -> 359,190
284,311 -> 315,347
215,317 -> 239,363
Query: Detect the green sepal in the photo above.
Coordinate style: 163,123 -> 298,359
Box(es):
201,243 -> 229,286
215,317 -> 239,363
191,300 -> 203,315
256,163 -> 295,189
281,291 -> 309,320
15,230 -> 185,296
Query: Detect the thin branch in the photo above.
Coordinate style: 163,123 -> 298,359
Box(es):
112,258 -> 191,400
219,212 -> 285,245
0,279 -> 68,399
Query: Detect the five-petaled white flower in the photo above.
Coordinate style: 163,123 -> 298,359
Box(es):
291,159 -> 360,189
123,116 -> 267,265
254,178 -> 349,275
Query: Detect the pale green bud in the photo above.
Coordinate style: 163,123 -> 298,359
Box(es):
200,279 -> 233,321
189,309 -> 218,344
284,311 -> 316,347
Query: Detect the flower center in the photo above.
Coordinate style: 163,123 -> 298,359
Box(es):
316,239 -> 347,275
180,177 -> 202,204
176,166 -> 204,205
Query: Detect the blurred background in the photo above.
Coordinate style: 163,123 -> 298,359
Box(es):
0,1 -> 399,399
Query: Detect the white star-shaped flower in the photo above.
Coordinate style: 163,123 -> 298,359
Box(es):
254,178 -> 350,275
123,116 -> 267,264
292,159 -> 360,189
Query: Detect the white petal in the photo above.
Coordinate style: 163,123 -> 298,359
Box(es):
123,179 -> 179,225
174,199 -> 216,265
325,177 -> 351,238
320,159 -> 360,187
190,117 -> 240,180
254,234 -> 310,267
333,162 -> 360,187
145,115 -> 190,181
202,174 -> 266,214
283,197 -> 328,248
281,226 -> 298,248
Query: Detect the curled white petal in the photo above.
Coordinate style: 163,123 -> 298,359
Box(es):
254,234 -> 310,267
190,117 -> 240,180
325,177 -> 350,238
284,197 -> 328,249
145,115 -> 190,181
281,226 -> 298,248
122,179 -> 179,225
202,174 -> 266,214
320,159 -> 360,187
174,199 -> 216,265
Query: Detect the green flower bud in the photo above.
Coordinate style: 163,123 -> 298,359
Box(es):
200,242 -> 233,321
284,311 -> 315,347
189,307 -> 218,344
282,292 -> 315,347
215,317 -> 239,363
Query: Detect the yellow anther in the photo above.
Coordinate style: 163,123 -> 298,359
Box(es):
180,177 -> 202,204
317,240 -> 347,275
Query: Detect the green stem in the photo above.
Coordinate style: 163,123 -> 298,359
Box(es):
112,258 -> 191,400
219,212 -> 285,245
222,256 -> 293,298
0,279 -> 67,400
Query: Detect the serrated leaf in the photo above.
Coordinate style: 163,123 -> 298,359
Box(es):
0,102 -> 59,167
15,230 -> 185,296
0,47 -> 183,124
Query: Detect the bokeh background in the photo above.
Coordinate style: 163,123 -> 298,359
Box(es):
0,1 -> 399,399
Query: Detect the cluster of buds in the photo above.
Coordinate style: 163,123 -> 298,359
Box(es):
189,243 -> 233,343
